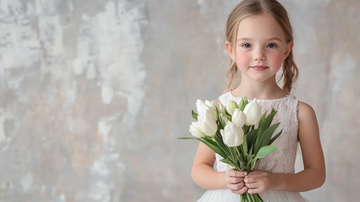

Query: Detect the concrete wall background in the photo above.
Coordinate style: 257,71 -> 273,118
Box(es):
0,0 -> 359,201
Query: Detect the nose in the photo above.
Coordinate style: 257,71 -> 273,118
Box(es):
254,48 -> 266,61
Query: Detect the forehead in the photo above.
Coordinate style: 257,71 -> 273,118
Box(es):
237,12 -> 285,40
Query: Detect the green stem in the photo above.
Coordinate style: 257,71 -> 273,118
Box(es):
241,192 -> 264,202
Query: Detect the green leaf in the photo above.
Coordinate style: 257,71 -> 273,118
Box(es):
192,110 -> 198,121
250,158 -> 257,171
191,137 -> 228,159
177,137 -> 199,140
255,123 -> 280,154
248,145 -> 253,156
254,145 -> 278,160
243,125 -> 251,134
246,129 -> 258,148
213,132 -> 231,157
224,108 -> 232,121
251,145 -> 279,170
257,110 -> 277,137
269,129 -> 283,145
245,154 -> 253,167
229,146 -> 236,162
239,158 -> 245,171
224,108 -> 230,116
221,158 -> 235,167
254,110 -> 269,149
271,108 -> 276,114
258,109 -> 268,129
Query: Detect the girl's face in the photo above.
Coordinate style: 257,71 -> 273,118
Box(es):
226,12 -> 293,83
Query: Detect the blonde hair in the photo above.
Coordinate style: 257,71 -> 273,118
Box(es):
225,0 -> 298,94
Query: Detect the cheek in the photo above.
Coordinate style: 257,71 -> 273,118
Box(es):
235,52 -> 251,67
269,54 -> 284,67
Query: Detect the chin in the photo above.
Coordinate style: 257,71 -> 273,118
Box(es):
250,76 -> 273,82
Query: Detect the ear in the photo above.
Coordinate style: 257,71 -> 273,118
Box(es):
284,41 -> 294,59
225,41 -> 235,60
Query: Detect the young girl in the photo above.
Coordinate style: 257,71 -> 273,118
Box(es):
191,0 -> 326,201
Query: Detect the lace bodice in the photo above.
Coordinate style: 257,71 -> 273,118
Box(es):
215,92 -> 299,174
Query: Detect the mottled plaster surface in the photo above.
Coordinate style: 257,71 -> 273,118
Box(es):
0,0 -> 359,201
0,0 -> 147,201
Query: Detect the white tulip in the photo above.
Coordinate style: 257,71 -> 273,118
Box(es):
243,98 -> 261,125
232,109 -> 246,128
189,121 -> 206,138
206,100 -> 226,116
198,114 -> 218,136
220,122 -> 244,147
205,100 -> 216,109
218,102 -> 225,114
197,100 -> 217,120
196,99 -> 207,115
226,100 -> 238,115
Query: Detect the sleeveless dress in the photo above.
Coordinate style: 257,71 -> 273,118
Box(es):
197,92 -> 308,202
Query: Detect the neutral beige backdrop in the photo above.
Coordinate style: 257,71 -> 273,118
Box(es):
0,0 -> 359,201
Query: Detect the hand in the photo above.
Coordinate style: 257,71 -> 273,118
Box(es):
224,170 -> 248,195
244,170 -> 278,194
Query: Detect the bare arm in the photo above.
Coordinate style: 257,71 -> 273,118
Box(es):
244,101 -> 326,193
192,142 -> 226,189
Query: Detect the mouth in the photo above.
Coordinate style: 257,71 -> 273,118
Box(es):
250,66 -> 268,71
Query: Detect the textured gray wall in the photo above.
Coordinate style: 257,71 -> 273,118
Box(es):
0,0 -> 359,201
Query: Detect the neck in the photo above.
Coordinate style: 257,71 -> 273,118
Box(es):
232,74 -> 288,100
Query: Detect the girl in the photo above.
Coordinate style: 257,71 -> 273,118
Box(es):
191,0 -> 326,201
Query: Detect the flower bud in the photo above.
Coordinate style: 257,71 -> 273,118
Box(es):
238,97 -> 248,111
243,98 -> 261,125
226,100 -> 238,115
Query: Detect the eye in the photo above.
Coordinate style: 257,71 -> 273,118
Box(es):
242,43 -> 252,48
267,43 -> 277,48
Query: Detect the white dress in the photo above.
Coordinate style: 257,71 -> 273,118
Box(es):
197,92 -> 308,202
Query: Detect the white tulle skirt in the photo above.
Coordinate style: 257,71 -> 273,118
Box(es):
197,189 -> 309,202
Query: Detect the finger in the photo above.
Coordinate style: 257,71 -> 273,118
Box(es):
229,171 -> 248,177
244,176 -> 255,184
232,185 -> 248,195
229,182 -> 245,191
245,182 -> 258,190
247,187 -> 261,194
230,176 -> 246,183
228,177 -> 244,184
246,171 -> 260,177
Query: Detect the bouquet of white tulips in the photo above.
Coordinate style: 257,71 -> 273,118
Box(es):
179,97 -> 283,202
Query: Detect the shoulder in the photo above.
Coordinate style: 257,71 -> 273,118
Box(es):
297,101 -> 318,128
298,101 -> 316,120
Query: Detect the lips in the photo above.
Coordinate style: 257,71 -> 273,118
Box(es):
251,66 -> 268,71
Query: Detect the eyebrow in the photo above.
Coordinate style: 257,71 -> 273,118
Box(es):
237,37 -> 283,42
